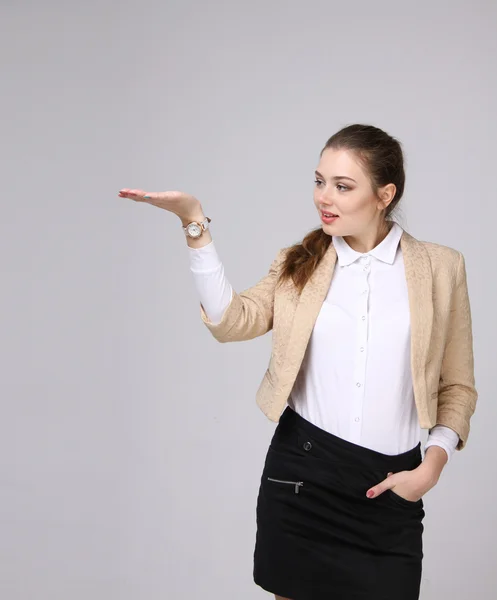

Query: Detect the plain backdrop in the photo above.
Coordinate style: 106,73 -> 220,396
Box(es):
1,1 -> 495,598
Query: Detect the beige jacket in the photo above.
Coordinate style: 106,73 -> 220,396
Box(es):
199,230 -> 478,451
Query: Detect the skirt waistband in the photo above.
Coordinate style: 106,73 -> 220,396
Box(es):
276,406 -> 422,474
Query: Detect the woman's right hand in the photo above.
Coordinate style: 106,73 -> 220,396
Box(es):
118,188 -> 204,223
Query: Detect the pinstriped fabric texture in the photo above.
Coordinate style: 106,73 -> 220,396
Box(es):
199,230 -> 477,451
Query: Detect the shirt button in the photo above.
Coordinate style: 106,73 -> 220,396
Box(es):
303,441 -> 312,451
355,417 -> 360,422
356,382 -> 361,387
361,316 -> 366,320
363,266 -> 368,271
360,347 -> 364,352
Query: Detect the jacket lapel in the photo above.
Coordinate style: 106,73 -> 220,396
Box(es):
278,230 -> 434,410
400,231 -> 434,410
281,241 -> 337,384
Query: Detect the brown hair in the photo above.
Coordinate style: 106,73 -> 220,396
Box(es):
277,124 -> 406,294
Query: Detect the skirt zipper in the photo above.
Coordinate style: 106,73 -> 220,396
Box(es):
267,477 -> 304,494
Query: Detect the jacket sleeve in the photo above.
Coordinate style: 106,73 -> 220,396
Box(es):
435,252 -> 478,450
198,247 -> 287,343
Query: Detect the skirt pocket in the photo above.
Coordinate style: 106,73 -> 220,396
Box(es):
266,477 -> 304,494
256,457 -> 309,540
385,487 -> 424,509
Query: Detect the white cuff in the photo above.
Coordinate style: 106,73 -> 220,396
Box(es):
425,425 -> 460,463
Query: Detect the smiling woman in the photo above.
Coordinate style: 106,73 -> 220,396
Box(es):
120,122 -> 477,600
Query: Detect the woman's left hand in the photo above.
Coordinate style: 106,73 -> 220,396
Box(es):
366,464 -> 439,502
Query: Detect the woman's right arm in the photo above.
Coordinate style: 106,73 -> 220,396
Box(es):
187,237 -> 286,343
118,188 -> 285,343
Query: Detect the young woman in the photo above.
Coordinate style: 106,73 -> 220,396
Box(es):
118,124 -> 478,600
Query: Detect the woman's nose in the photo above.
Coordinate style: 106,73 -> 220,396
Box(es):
319,193 -> 333,204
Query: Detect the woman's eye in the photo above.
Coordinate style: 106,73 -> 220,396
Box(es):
314,179 -> 348,191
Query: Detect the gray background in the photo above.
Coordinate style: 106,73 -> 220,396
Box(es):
1,1 -> 495,598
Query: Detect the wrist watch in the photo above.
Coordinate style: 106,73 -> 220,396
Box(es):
183,216 -> 211,239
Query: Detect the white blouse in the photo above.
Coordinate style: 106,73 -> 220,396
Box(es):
188,222 -> 459,462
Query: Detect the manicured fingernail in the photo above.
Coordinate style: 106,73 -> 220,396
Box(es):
144,195 -> 151,199
366,490 -> 375,498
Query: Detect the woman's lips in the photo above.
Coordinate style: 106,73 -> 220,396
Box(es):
321,211 -> 339,224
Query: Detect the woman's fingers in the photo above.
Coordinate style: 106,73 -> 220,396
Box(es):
118,189 -> 167,205
118,188 -> 149,202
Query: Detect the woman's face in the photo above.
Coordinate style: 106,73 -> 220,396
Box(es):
313,147 -> 394,237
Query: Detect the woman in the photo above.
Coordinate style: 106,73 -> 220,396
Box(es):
118,124 -> 478,600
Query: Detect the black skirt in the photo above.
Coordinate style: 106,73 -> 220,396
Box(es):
253,406 -> 425,600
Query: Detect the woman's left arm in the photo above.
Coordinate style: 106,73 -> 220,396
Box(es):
367,253 -> 477,501
415,251 -> 478,487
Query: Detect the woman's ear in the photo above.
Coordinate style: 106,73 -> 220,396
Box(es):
377,183 -> 397,210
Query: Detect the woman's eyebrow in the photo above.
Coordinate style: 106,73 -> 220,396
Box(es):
314,170 -> 357,183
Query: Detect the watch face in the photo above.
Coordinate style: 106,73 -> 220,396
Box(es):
187,223 -> 202,237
